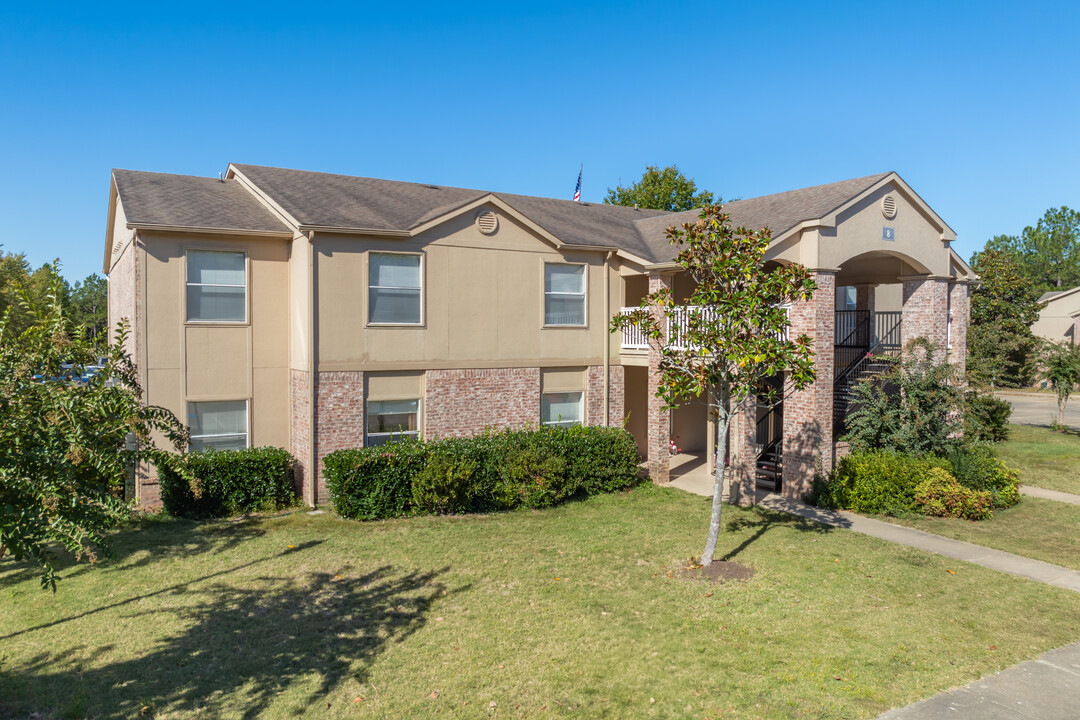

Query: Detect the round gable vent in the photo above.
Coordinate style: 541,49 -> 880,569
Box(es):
882,195 -> 897,219
476,210 -> 499,235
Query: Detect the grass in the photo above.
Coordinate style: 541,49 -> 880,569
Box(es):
997,424 -> 1080,494
3,486 -> 1080,720
881,497 -> 1080,571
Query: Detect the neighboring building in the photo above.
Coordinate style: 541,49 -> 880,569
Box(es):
105,165 -> 975,507
1033,286 -> 1080,345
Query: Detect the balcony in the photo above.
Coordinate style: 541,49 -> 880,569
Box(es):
618,305 -> 790,351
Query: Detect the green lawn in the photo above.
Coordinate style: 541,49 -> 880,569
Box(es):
3,486 -> 1080,720
997,424 -> 1080,494
882,497 -> 1080,571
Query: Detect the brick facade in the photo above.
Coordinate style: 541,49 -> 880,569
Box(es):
782,271 -> 836,499
290,369 -> 312,504
948,281 -> 969,376
425,367 -> 541,438
854,284 -> 875,314
647,274 -> 672,483
901,277 -> 950,350
314,371 -> 365,504
586,365 -> 625,427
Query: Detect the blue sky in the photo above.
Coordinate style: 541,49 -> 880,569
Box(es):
1,1 -> 1077,282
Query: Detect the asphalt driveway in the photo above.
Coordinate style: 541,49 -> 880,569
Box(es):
996,391 -> 1080,428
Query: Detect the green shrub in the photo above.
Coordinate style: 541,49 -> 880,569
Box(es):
964,390 -> 1012,442
323,442 -> 428,520
817,450 -> 952,516
494,445 -> 568,509
323,426 -> 642,520
412,450 -> 480,514
159,447 -> 297,519
944,445 -> 1021,509
914,467 -> 995,520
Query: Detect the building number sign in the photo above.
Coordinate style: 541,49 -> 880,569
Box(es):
882,226 -> 896,241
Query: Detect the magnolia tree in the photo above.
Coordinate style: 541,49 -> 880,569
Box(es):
0,270 -> 188,589
611,206 -> 817,566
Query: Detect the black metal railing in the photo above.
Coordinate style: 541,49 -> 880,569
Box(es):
832,311 -> 903,436
755,403 -> 783,448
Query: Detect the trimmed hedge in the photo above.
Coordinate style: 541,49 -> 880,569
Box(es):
945,445 -> 1021,509
323,425 -> 642,520
913,468 -> 994,520
813,451 -> 953,516
159,446 -> 298,518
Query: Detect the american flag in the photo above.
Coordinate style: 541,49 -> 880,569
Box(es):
572,165 -> 582,202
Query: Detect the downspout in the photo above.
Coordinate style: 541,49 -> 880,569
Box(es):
603,251 -> 613,426
307,232 -> 317,507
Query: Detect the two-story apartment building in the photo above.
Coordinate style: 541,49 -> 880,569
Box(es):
105,165 -> 975,507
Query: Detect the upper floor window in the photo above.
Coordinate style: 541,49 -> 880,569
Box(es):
186,250 -> 246,323
188,400 -> 248,452
369,253 -> 422,325
544,263 -> 586,326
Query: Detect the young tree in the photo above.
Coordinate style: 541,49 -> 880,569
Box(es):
604,164 -> 716,212
967,248 -> 1046,387
1040,340 -> 1080,428
0,268 -> 188,589
611,206 -> 816,566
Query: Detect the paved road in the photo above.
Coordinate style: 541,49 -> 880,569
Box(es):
996,391 -> 1080,428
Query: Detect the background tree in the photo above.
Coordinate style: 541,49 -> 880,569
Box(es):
0,268 -> 188,589
604,164 -> 716,212
69,273 -> 108,343
1040,340 -> 1080,429
611,206 -> 816,567
967,248 -> 1046,387
979,206 -> 1080,293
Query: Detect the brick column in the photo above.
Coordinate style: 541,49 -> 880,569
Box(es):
314,371 -> 365,505
782,270 -> 836,499
948,281 -> 970,377
728,396 -> 757,506
901,276 -> 950,351
647,274 -> 672,483
854,284 -> 876,313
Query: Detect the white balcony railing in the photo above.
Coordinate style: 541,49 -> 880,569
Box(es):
618,304 -> 790,351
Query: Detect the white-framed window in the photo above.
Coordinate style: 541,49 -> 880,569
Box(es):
188,400 -> 248,452
542,391 -> 583,428
186,250 -> 247,323
369,252 -> 423,325
366,399 -> 420,446
544,263 -> 586,326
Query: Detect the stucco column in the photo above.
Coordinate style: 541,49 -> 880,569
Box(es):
647,274 -> 672,484
854,284 -> 876,314
948,281 -> 970,377
901,276 -> 950,351
782,270 -> 836,499
728,396 -> 757,506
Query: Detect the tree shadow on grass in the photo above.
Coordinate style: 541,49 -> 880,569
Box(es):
6,554 -> 462,718
0,513 -> 270,590
721,506 -> 836,562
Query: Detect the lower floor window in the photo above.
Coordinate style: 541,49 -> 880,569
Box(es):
366,399 -> 420,446
188,400 -> 248,452
542,391 -> 583,428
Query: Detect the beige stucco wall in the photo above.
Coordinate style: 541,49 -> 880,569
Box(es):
106,198 -> 137,359
1033,290 -> 1080,344
315,204 -> 620,371
139,233 -> 291,450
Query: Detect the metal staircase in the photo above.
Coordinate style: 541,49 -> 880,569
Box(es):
833,311 -> 902,437
754,403 -> 783,490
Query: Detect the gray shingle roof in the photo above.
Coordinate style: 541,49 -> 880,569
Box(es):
633,172 -> 893,262
113,165 -> 899,265
113,169 -> 290,234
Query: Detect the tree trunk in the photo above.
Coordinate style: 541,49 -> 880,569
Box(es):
1059,394 -> 1067,426
701,412 -> 731,566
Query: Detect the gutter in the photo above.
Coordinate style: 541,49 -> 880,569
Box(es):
127,223 -> 293,238
604,252 -> 612,426
307,232 -> 317,507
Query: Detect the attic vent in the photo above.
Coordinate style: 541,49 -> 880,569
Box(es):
476,210 -> 499,235
882,195 -> 897,219
113,240 -> 123,255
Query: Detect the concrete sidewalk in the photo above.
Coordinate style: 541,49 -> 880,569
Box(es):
876,641 -> 1080,719
755,493 -> 1080,593
1022,485 -> 1080,506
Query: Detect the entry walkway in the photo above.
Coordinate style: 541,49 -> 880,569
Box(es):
1022,485 -> 1080,506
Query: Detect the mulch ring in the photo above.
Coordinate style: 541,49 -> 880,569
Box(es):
680,560 -> 755,584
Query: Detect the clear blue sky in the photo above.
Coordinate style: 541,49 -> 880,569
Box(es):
1,1 -> 1077,282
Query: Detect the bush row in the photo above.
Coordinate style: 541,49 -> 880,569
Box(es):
323,425 -> 642,520
809,445 -> 1019,520
159,446 -> 299,518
